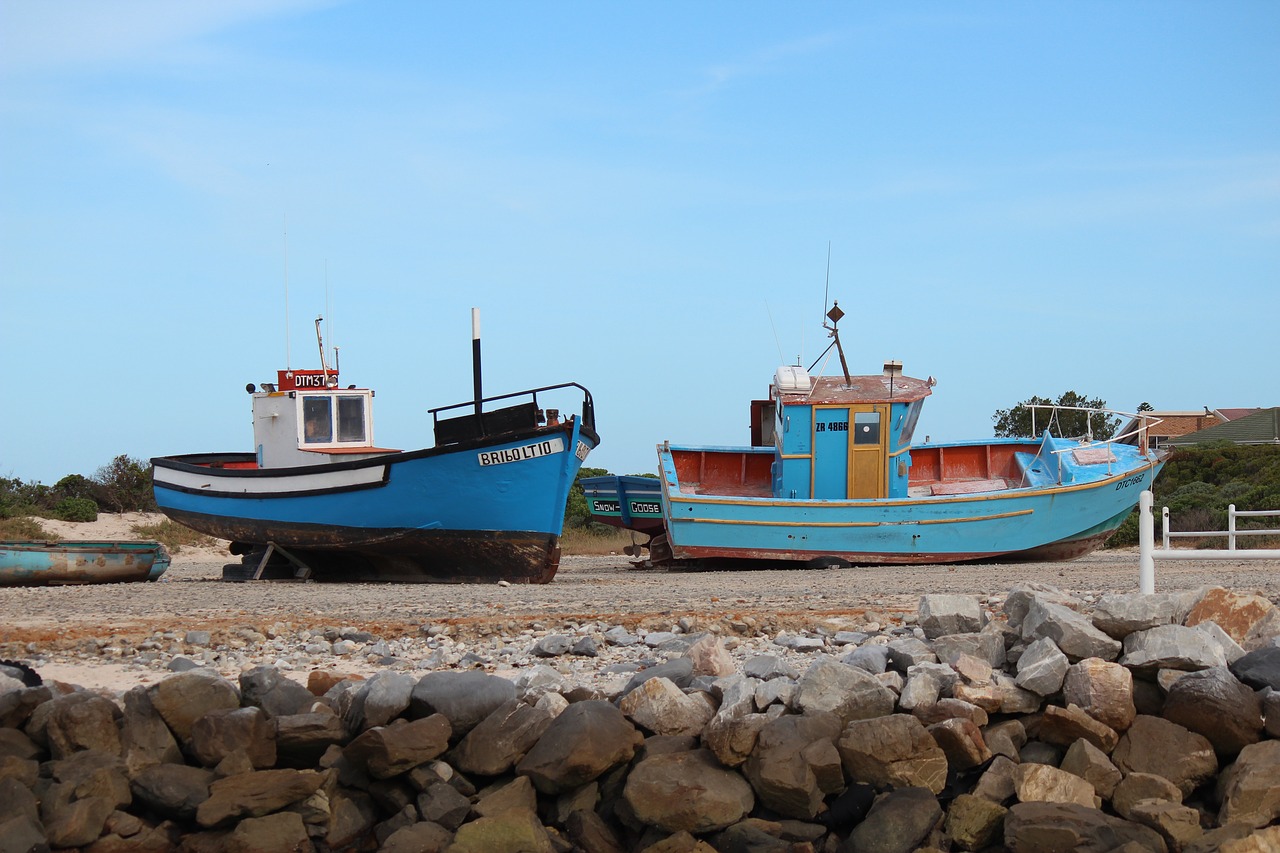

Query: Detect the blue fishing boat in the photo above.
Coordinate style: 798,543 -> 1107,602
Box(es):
591,304 -> 1163,567
0,541 -> 170,586
579,475 -> 665,536
152,313 -> 599,583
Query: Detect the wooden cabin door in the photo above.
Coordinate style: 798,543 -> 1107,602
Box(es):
848,406 -> 887,499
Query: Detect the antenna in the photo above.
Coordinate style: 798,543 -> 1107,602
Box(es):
765,301 -> 784,364
822,242 -> 831,319
283,216 -> 291,369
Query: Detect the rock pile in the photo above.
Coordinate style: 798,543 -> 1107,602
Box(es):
3,582 -> 1280,852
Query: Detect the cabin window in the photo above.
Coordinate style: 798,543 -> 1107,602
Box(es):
302,396 -> 333,443
899,400 -> 923,445
337,396 -> 366,442
298,391 -> 373,448
853,412 -> 881,445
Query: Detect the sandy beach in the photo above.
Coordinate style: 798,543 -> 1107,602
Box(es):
4,513 -> 1278,693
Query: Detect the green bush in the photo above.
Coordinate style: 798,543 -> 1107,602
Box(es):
55,496 -> 99,522
1105,444 -> 1280,548
93,455 -> 157,513
0,476 -> 50,518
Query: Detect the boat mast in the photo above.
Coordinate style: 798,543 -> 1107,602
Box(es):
472,308 -> 483,418
825,302 -> 852,386
315,316 -> 333,385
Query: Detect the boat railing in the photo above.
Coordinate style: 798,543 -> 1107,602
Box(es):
429,382 -> 596,441
1024,405 -> 1163,480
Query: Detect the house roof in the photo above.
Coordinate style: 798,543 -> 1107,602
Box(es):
1115,410 -> 1223,445
1165,407 -> 1280,446
1215,407 -> 1261,422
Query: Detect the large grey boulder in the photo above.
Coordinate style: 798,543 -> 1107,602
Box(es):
1091,591 -> 1194,640
238,665 -> 316,718
194,767 -> 325,829
619,676 -> 716,737
1022,600 -> 1121,663
840,786 -> 943,853
451,698 -> 556,776
1231,645 -> 1280,691
1217,739 -> 1280,829
342,714 -> 452,779
1120,625 -> 1228,675
146,669 -> 241,742
1162,666 -> 1263,757
622,748 -> 755,833
794,656 -> 895,723
918,594 -> 986,639
409,671 -> 516,738
742,712 -> 844,820
1111,715 -> 1217,797
118,685 -> 182,773
515,700 -> 643,795
1003,801 -> 1167,852
837,714 -> 947,794
1003,584 -> 1082,631
1015,638 -> 1069,696
188,706 -> 276,769
129,763 -> 216,821
44,692 -> 122,760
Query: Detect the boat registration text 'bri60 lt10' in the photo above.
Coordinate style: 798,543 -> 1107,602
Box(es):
477,437 -> 566,466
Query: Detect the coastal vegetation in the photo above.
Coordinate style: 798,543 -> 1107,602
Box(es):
1107,443 -> 1280,547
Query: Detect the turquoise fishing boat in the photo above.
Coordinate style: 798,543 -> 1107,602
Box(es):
0,540 -> 170,586
591,304 -> 1163,567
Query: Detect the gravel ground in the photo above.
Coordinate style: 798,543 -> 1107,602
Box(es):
4,546 -> 1278,647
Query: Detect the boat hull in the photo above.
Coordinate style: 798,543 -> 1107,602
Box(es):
152,420 -> 597,583
0,541 -> 170,586
579,475 -> 665,535
650,443 -> 1162,567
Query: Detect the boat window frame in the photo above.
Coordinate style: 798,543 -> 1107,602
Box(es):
296,389 -> 374,449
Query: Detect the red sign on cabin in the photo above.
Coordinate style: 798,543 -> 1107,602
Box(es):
277,369 -> 339,391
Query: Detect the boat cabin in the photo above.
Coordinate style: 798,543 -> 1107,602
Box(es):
251,369 -> 394,468
750,365 -> 933,500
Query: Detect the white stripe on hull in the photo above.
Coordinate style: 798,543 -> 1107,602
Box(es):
155,464 -> 386,495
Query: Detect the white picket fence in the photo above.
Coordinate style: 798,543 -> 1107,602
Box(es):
1137,490 -> 1280,593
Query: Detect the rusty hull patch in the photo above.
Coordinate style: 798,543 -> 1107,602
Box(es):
165,509 -> 561,583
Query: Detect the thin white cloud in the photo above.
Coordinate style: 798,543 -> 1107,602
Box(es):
688,31 -> 843,97
0,0 -> 337,73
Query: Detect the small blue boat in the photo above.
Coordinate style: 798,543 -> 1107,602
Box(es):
579,475 -> 665,536
152,313 -> 599,583
0,541 -> 171,586
590,305 -> 1163,567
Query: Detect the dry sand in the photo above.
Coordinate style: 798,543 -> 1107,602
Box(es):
4,513 -> 1278,693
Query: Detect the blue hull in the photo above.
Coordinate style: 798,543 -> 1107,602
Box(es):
153,419 -> 597,582
579,475 -> 665,535
653,439 -> 1162,566
0,541 -> 170,586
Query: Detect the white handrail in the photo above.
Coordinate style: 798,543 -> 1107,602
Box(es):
1162,504 -> 1280,550
1138,490 -> 1280,593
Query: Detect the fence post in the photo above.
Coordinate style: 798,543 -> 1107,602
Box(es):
1229,504 -> 1237,550
1162,506 -> 1170,550
1139,490 -> 1155,594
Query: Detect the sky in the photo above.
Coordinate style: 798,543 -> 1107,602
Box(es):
2,1 -> 1277,486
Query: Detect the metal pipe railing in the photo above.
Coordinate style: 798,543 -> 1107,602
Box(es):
1138,491 -> 1280,593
